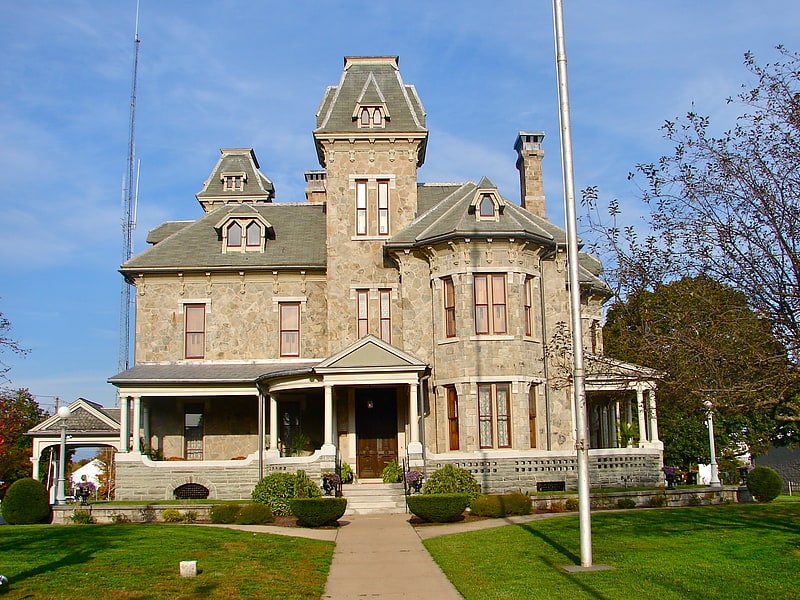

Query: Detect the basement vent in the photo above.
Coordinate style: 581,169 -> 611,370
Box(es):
173,483 -> 210,500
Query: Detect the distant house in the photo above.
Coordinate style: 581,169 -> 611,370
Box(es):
71,458 -> 103,488
34,56 -> 663,502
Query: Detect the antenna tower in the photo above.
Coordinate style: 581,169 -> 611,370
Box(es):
119,2 -> 141,373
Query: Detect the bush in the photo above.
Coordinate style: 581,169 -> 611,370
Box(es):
471,492 -> 531,517
548,502 -> 566,513
290,497 -> 347,527
565,497 -> 579,511
617,497 -> 636,509
381,460 -> 403,483
1,478 -> 51,524
70,510 -> 96,524
210,503 -> 242,524
747,466 -> 782,503
111,513 -> 130,524
422,465 -> 481,501
648,494 -> 666,508
160,508 -> 184,523
294,470 -> 322,499
236,503 -> 274,525
407,493 -> 469,522
183,510 -> 198,523
339,462 -> 354,484
252,473 -> 297,516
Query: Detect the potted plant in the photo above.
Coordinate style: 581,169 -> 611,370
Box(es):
75,480 -> 96,505
405,470 -> 424,494
661,465 -> 678,490
321,471 -> 341,496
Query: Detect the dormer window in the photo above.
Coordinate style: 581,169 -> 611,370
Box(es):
479,194 -> 495,217
355,105 -> 387,128
217,213 -> 272,253
227,222 -> 242,247
246,221 -> 261,247
221,171 -> 246,191
469,187 -> 505,222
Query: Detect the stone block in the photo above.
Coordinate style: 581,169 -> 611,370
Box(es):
180,561 -> 197,577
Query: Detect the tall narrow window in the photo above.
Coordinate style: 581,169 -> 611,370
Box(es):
443,277 -> 456,338
496,384 -> 511,448
478,384 -> 493,448
447,386 -> 460,451
356,181 -> 368,235
478,383 -> 512,449
184,403 -> 204,460
474,274 -> 506,334
227,222 -> 242,247
379,289 -> 391,342
479,194 -> 495,217
185,304 -> 205,359
373,107 -> 382,125
357,290 -> 369,338
360,107 -> 371,126
377,180 -> 389,235
280,303 -> 300,357
528,385 -> 538,448
524,277 -> 533,336
246,221 -> 261,247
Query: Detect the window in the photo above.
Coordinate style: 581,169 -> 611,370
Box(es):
246,221 -> 261,247
222,174 -> 244,191
447,387 -> 459,450
185,304 -> 205,359
377,180 -> 389,235
524,277 -> 533,336
358,106 -> 384,127
473,274 -> 507,334
184,403 -> 204,460
443,277 -> 456,338
379,290 -> 391,342
528,385 -> 537,448
280,303 -> 300,357
356,181 -> 368,235
479,194 -> 495,217
357,290 -> 369,338
227,222 -> 242,247
478,383 -> 511,449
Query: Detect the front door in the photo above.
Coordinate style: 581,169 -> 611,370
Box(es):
355,388 -> 398,479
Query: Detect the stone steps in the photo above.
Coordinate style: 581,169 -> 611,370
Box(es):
342,481 -> 408,515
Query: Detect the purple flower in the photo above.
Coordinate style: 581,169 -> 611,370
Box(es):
661,465 -> 678,477
405,470 -> 423,484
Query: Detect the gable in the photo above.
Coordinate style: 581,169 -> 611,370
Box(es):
316,335 -> 427,372
27,398 -> 120,435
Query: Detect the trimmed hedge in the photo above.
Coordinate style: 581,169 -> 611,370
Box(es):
470,493 -> 532,518
1,478 -> 51,525
747,466 -> 782,503
422,465 -> 481,501
210,503 -> 242,524
290,497 -> 347,527
407,493 -> 470,522
236,503 -> 274,525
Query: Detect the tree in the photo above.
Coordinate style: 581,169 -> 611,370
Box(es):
0,388 -> 46,488
603,276 -> 794,467
0,309 -> 29,383
585,46 -> 800,425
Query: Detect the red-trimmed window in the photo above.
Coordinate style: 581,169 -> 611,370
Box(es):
377,180 -> 389,235
356,180 -> 368,236
447,386 -> 460,451
280,303 -> 300,357
357,290 -> 369,338
529,385 -> 537,448
443,277 -> 456,338
478,383 -> 512,449
184,304 -> 205,359
473,274 -> 507,334
479,194 -> 495,217
246,221 -> 261,247
524,277 -> 533,336
227,222 -> 242,247
379,289 -> 391,343
184,403 -> 204,460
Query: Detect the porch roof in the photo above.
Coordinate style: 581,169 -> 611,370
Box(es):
108,362 -> 319,386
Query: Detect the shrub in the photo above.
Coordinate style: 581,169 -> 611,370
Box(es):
183,510 -> 198,523
252,472 -> 297,516
1,478 -> 51,525
381,460 -> 403,483
687,495 -> 703,507
470,494 -> 504,518
422,465 -> 481,501
565,497 -> 579,511
339,462 -> 354,484
548,502 -> 566,513
161,508 -> 184,523
617,497 -> 636,509
111,513 -> 130,524
747,466 -> 782,503
210,503 -> 242,524
407,493 -> 469,522
471,492 -> 532,517
290,497 -> 347,527
648,494 -> 666,508
503,492 -> 532,515
70,510 -> 96,524
294,470 -> 322,499
236,503 -> 274,525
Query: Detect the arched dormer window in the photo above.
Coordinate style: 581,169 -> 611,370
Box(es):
373,107 -> 382,126
469,186 -> 505,222
360,107 -> 371,126
354,105 -> 387,128
227,222 -> 242,247
479,194 -> 495,217
246,221 -> 261,247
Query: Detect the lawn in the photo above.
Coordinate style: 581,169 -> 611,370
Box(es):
0,523 -> 333,599
425,499 -> 800,600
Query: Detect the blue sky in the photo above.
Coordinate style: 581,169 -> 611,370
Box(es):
1,1 -> 797,413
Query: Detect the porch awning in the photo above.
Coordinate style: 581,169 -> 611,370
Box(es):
108,362 -> 319,386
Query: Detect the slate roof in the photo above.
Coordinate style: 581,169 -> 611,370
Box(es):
28,399 -> 120,436
108,362 -> 319,385
146,221 -> 192,245
122,203 -> 326,272
196,148 -> 275,201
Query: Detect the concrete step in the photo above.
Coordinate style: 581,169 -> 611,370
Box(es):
342,482 -> 408,515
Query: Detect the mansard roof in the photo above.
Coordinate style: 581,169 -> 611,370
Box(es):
196,148 -> 275,210
387,179 -> 567,248
122,202 -> 326,273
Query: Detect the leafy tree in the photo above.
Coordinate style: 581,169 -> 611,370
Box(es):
0,388 -> 46,487
604,276 -> 793,466
585,46 -> 800,426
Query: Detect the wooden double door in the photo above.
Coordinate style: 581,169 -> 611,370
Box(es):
355,388 -> 398,479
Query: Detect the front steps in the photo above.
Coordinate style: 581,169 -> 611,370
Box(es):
342,481 -> 408,515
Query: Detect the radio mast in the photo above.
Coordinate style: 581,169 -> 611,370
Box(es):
119,1 -> 141,373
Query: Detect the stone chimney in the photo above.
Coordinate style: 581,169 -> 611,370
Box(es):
514,132 -> 546,218
304,170 -> 327,203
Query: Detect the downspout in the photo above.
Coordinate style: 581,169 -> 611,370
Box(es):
539,244 -> 559,451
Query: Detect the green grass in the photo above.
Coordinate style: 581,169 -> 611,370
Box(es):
0,523 -> 333,599
425,501 -> 800,599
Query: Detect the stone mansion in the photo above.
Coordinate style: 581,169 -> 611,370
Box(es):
32,56 -> 663,500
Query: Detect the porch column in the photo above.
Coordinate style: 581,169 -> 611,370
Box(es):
266,393 -> 279,458
131,395 -> 142,454
31,446 -> 41,480
648,389 -> 660,443
321,384 -> 336,455
407,383 -> 423,461
257,392 -> 265,479
142,402 -> 151,453
119,394 -> 130,452
636,387 -> 648,446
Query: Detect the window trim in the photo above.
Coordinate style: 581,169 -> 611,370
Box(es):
377,180 -> 390,236
447,386 -> 460,451
226,222 -> 242,248
379,289 -> 391,343
184,402 -> 204,460
184,304 -> 206,359
279,302 -> 301,357
245,221 -> 261,247
357,290 -> 369,338
478,383 -> 512,449
528,385 -> 537,449
524,277 -> 533,337
356,180 -> 368,236
473,274 -> 507,335
443,277 -> 456,338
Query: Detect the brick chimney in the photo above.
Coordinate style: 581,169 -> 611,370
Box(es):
514,132 -> 546,218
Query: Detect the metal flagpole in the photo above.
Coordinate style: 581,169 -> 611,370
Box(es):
552,0 -> 593,568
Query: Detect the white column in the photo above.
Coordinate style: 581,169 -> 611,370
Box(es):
648,389 -> 660,443
257,392 -> 265,479
31,451 -> 41,480
636,387 -> 648,446
119,395 -> 130,452
407,383 -> 423,456
131,396 -> 142,454
321,384 -> 336,455
142,402 -> 151,453
266,393 -> 279,458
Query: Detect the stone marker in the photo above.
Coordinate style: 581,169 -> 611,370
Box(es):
180,561 -> 197,577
